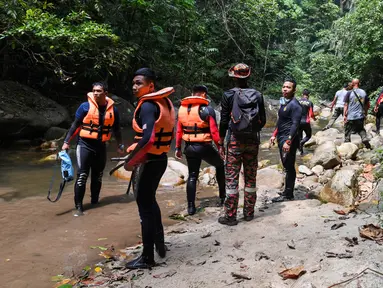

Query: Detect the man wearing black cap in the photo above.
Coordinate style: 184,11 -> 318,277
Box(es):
175,85 -> 225,215
218,63 -> 266,226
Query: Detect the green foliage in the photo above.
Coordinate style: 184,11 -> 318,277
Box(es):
1,0 -> 383,103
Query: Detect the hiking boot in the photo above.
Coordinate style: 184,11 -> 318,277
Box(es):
218,216 -> 238,226
74,207 -> 84,217
91,199 -> 99,205
125,255 -> 155,270
362,140 -> 372,150
187,202 -> 196,215
155,242 -> 167,258
243,214 -> 254,222
272,195 -> 294,203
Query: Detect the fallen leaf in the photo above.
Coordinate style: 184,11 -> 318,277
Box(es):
90,246 -> 107,251
169,214 -> 187,221
363,172 -> 374,182
331,223 -> 346,230
83,265 -> 91,271
197,260 -> 206,266
212,260 -> 219,263
99,251 -> 113,259
153,269 -> 177,279
166,200 -> 176,207
333,207 -> 356,216
240,264 -> 248,269
325,251 -> 353,259
51,275 -> 65,282
359,224 -> 383,245
168,228 -> 187,234
324,219 -> 336,223
287,240 -> 296,250
213,240 -> 221,246
201,232 -> 212,239
345,237 -> 359,247
237,258 -> 244,262
279,266 -> 306,280
338,216 -> 349,220
293,223 -> 298,227
94,267 -> 102,273
57,284 -> 73,288
97,238 -> 108,241
231,272 -> 251,280
233,240 -> 244,249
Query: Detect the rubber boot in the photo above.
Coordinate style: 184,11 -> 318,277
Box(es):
187,202 -> 196,215
125,254 -> 155,270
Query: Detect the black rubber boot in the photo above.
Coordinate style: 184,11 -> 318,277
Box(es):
187,202 -> 196,215
218,216 -> 238,226
74,204 -> 84,217
125,254 -> 155,270
272,195 -> 294,203
243,214 -> 254,221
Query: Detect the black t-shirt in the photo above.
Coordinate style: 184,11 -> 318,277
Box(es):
276,97 -> 302,142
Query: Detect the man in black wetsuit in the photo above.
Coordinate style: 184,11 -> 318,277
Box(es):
62,82 -> 123,216
270,79 -> 302,202
124,68 -> 175,269
298,89 -> 316,155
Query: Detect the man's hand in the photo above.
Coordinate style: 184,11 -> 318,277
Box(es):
62,142 -> 70,151
269,136 -> 276,146
344,116 -> 348,123
175,148 -> 182,160
282,141 -> 291,152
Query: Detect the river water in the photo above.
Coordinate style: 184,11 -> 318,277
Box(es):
0,123 -> 328,202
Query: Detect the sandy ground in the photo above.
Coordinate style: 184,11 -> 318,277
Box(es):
0,180 -> 220,288
86,189 -> 383,288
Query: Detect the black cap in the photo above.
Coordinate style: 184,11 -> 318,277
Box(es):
192,85 -> 208,94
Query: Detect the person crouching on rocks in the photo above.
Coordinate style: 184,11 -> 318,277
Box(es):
123,68 -> 175,269
175,85 -> 225,215
270,79 -> 302,202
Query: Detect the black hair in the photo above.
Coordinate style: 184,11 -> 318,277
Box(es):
192,85 -> 208,94
343,83 -> 349,88
284,77 -> 297,89
92,81 -> 108,92
302,89 -> 310,96
134,68 -> 156,84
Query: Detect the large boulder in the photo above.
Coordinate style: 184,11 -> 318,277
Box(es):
337,143 -> 359,160
110,94 -> 135,127
314,128 -> 343,146
320,107 -> 332,119
0,81 -> 70,140
264,99 -> 279,128
370,136 -> 383,149
44,127 -> 67,141
313,105 -> 321,116
319,167 -> 359,206
256,167 -> 284,189
310,141 -> 341,169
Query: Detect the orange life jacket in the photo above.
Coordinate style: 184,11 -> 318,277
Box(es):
178,96 -> 212,143
79,93 -> 115,142
127,87 -> 175,155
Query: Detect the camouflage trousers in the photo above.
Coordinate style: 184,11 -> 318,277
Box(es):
224,134 -> 259,219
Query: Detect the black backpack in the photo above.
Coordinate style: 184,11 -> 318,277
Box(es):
229,88 -> 262,135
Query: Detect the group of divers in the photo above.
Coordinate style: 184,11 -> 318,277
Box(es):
61,63 -> 377,269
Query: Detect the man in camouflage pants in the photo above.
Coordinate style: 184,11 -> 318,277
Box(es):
218,63 -> 266,226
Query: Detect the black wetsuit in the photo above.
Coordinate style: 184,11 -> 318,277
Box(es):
298,97 -> 314,149
64,103 -> 122,210
275,97 -> 302,198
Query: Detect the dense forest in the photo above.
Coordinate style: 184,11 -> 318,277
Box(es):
1,0 -> 383,103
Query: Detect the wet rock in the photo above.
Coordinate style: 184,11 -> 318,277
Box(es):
310,141 -> 341,169
302,153 -> 313,162
337,143 -> 359,160
304,137 -> 317,147
320,167 -> 359,206
357,150 -> 379,165
44,127 -> 67,141
256,167 -> 284,189
311,165 -> 324,176
0,81 -> 70,141
323,169 -> 335,179
315,128 -> 343,146
110,94 -> 135,126
299,165 -> 314,176
370,136 -> 383,149
320,107 -> 332,119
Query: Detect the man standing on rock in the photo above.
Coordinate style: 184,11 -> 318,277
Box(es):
218,63 -> 266,226
270,79 -> 302,202
62,82 -> 123,216
298,89 -> 316,155
175,85 -> 225,215
323,83 -> 351,131
343,79 -> 371,148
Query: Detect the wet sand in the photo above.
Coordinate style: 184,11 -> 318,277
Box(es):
0,181 -> 219,288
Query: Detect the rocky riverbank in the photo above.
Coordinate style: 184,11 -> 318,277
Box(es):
51,121 -> 383,287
